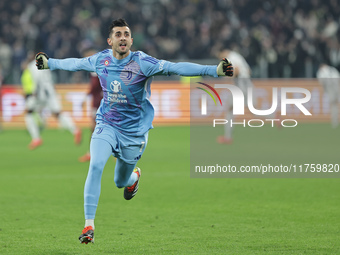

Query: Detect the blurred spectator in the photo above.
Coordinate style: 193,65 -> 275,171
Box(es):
1,0 -> 340,83
20,52 -> 82,150
316,63 -> 340,128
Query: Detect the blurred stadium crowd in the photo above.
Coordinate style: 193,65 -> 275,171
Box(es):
0,0 -> 339,84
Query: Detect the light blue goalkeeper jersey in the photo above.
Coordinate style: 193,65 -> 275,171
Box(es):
48,49 -> 218,135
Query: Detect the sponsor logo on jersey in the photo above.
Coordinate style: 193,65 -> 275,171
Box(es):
110,80 -> 122,93
102,68 -> 108,74
107,80 -> 127,104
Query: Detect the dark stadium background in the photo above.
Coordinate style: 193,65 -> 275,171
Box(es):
0,1 -> 340,254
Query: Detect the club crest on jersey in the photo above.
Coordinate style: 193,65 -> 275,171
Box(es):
110,80 -> 122,93
104,60 -> 110,66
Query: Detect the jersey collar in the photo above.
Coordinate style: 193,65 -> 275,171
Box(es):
111,50 -> 132,65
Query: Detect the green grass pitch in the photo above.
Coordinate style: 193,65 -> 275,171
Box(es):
0,125 -> 339,254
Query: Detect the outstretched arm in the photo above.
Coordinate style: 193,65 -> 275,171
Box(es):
140,55 -> 233,78
167,58 -> 233,77
167,62 -> 218,77
35,52 -> 97,72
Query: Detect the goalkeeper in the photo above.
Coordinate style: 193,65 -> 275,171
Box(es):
35,18 -> 233,244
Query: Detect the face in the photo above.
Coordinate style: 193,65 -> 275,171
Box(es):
107,26 -> 133,58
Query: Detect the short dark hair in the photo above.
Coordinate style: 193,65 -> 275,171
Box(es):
108,18 -> 130,37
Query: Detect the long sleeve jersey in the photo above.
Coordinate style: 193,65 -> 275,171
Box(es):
49,49 -> 218,135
